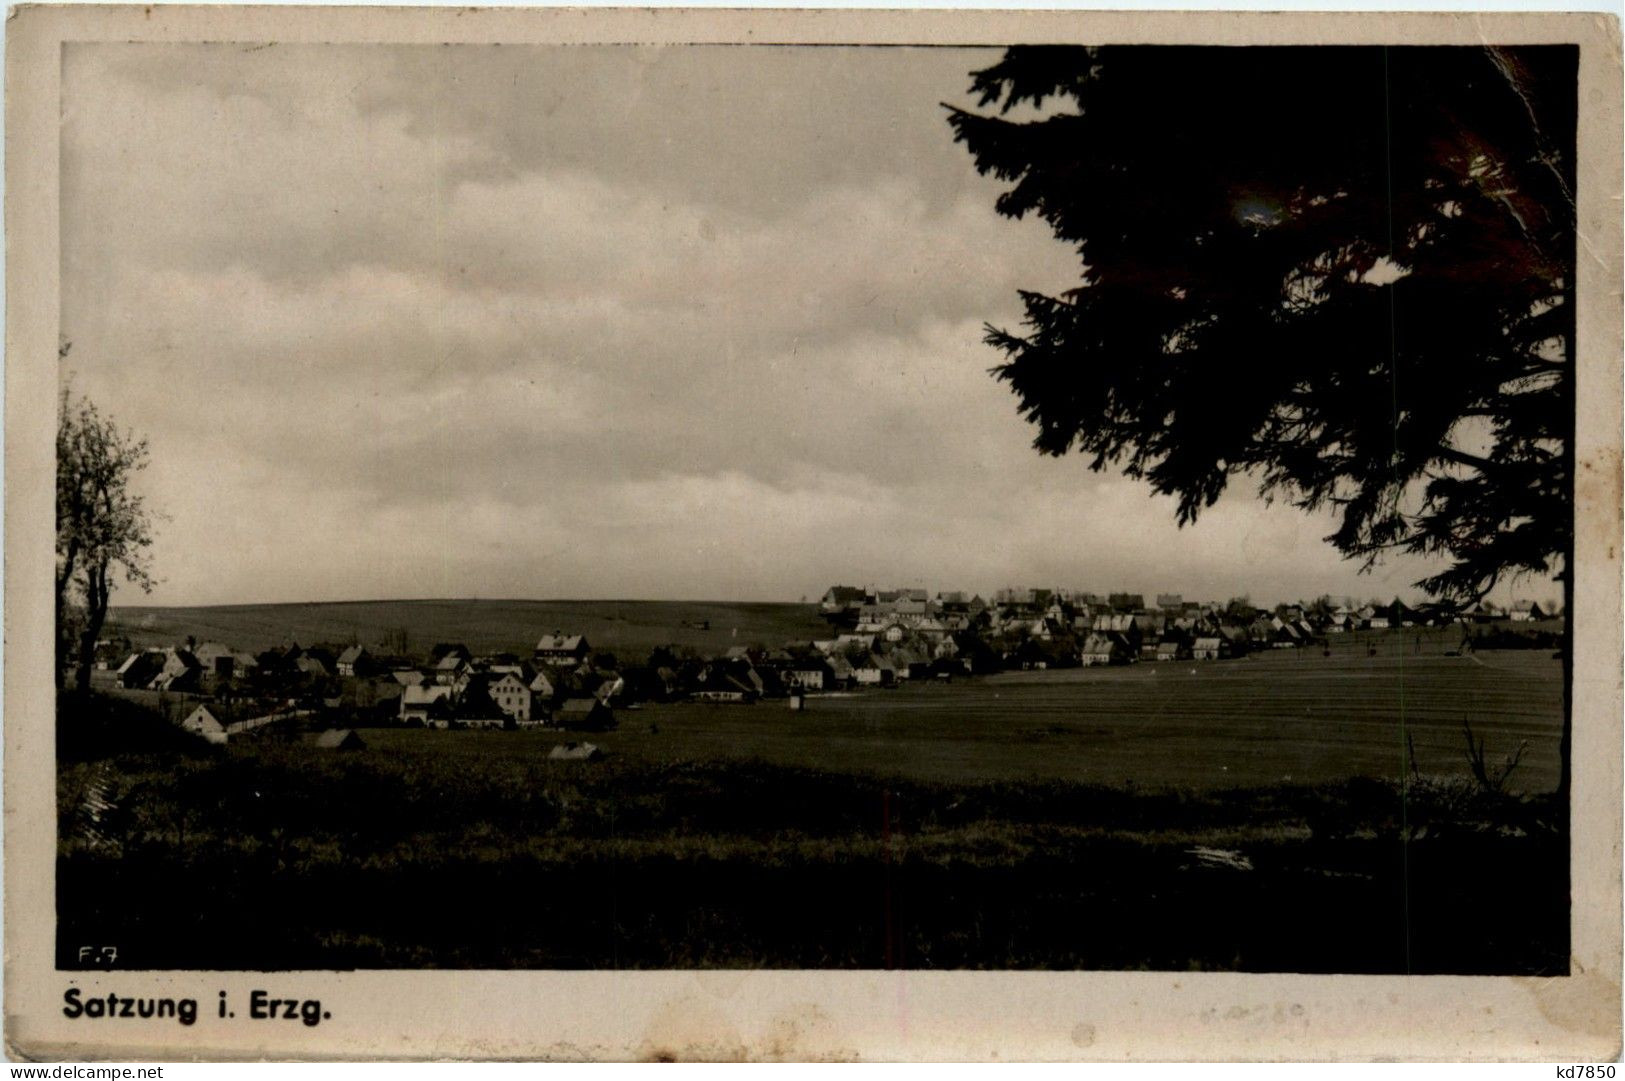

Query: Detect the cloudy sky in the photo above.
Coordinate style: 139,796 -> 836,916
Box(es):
62,42 -> 1478,607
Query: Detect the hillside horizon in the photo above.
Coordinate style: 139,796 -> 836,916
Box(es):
104,598 -> 834,658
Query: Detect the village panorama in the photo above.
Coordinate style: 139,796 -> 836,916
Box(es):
88,587 -> 1557,743
50,40 -> 1576,979
58,581 -> 1569,973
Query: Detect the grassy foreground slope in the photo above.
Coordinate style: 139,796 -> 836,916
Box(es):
58,736 -> 1566,972
56,645 -> 1567,972
108,599 -> 831,657
593,651 -> 1563,789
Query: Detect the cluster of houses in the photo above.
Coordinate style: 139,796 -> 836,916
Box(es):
90,588 -> 1556,744
817,586 -> 1554,670
93,633 -> 625,742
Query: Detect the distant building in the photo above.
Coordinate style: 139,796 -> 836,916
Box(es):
336,646 -> 371,677
1218,625 -> 1249,654
400,685 -> 454,726
783,659 -> 829,692
534,633 -> 591,667
691,675 -> 758,703
1080,633 -> 1129,667
433,653 -> 469,686
529,668 -> 559,703
1509,600 -> 1547,622
819,585 -> 868,613
555,697 -> 614,731
548,742 -> 603,761
192,641 -> 235,678
178,704 -> 230,745
150,649 -> 203,693
293,653 -> 331,679
853,655 -> 896,686
486,672 -> 533,723
307,728 -> 366,751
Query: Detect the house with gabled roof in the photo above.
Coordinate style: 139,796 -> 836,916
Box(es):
450,672 -> 508,729
400,684 -> 454,727
433,652 -> 469,686
692,674 -> 758,703
529,666 -> 560,699
1091,613 -> 1145,648
783,658 -> 830,691
548,741 -> 603,761
114,649 -> 160,689
336,645 -> 371,677
887,646 -> 930,681
824,653 -> 856,688
429,642 -> 470,663
178,703 -> 230,744
556,697 -> 614,731
308,728 -> 366,750
1080,633 -> 1129,666
1381,598 -> 1418,627
853,654 -> 895,686
819,585 -> 868,613
1156,639 -> 1188,662
1269,619 -> 1304,648
592,671 -> 627,706
534,633 -> 590,667
150,649 -> 203,693
486,671 -> 533,723
293,653 -> 331,679
191,641 -> 234,676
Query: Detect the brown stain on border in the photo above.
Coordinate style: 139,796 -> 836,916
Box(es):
1575,447 -> 1624,554
1514,968 -> 1622,1052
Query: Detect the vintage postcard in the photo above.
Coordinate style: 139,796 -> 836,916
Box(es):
5,4 -> 1621,1061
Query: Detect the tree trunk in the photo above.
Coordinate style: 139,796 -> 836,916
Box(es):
1558,274 -> 1575,845
73,564 -> 109,701
55,621 -> 69,691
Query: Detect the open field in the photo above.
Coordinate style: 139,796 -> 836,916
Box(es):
57,648 -> 1567,971
350,648 -> 1562,791
107,598 -> 831,657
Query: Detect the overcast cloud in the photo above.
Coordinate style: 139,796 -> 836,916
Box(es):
62,43 -> 1490,607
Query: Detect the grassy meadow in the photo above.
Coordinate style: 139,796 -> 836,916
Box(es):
107,598 -> 831,658
532,649 -> 1563,789
57,616 -> 1567,973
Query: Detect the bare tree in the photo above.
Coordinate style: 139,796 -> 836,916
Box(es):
57,385 -> 156,695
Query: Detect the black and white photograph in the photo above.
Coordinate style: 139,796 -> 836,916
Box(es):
7,5 -> 1621,1061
